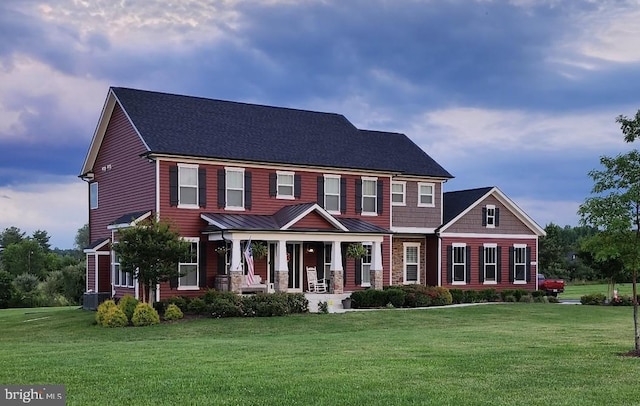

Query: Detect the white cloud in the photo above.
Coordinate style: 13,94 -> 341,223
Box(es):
0,177 -> 86,248
514,197 -> 581,228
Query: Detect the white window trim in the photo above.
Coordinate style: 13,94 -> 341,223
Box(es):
513,243 -> 527,284
90,182 -> 98,210
403,242 -> 420,285
177,163 -> 199,209
391,181 -> 406,206
178,237 -> 200,290
483,243 -> 498,285
324,174 -> 341,215
486,204 -> 496,229
112,249 -> 134,288
276,170 -> 295,200
361,176 -> 378,216
225,167 -> 245,211
417,182 -> 435,208
452,243 -> 467,285
361,242 -> 372,287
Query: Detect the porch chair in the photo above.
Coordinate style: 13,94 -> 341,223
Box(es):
306,267 -> 328,293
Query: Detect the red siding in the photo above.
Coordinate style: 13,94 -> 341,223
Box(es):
440,237 -> 538,291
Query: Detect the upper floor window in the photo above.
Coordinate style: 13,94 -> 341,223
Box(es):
179,239 -> 199,289
324,175 -> 341,213
226,168 -> 245,209
392,182 -> 405,206
277,171 -> 294,199
483,204 -> 499,228
90,182 -> 98,209
404,243 -> 419,284
417,182 -> 435,207
362,178 -> 377,214
178,164 -> 198,207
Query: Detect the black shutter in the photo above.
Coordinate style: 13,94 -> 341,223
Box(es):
217,247 -> 226,275
355,179 -> 362,214
482,207 -> 487,226
244,171 -> 252,210
355,259 -> 362,285
495,207 -> 500,227
526,246 -> 532,283
269,173 -> 277,197
169,166 -> 178,206
340,178 -> 347,214
342,243 -> 348,286
317,176 -> 324,206
217,169 -> 225,208
294,174 -> 301,198
465,246 -> 471,284
170,273 -> 178,289
446,245 -> 453,284
199,241 -> 207,288
316,246 -> 324,279
508,247 -> 514,283
478,246 -> 484,283
496,246 -> 502,283
198,168 -> 206,208
377,180 -> 384,214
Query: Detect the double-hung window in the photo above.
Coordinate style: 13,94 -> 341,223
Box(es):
112,250 -> 134,288
418,182 -> 435,207
277,171 -> 294,199
486,205 -> 496,228
362,178 -> 377,214
226,168 -> 244,209
483,244 -> 497,284
404,243 -> 419,284
513,244 -> 527,284
361,243 -> 372,286
179,239 -> 199,289
178,164 -> 198,207
392,182 -> 405,206
324,175 -> 340,213
452,244 -> 467,284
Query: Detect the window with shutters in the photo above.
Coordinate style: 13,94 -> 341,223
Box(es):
483,244 -> 497,284
362,177 -> 377,215
324,175 -> 340,213
178,164 -> 198,207
392,182 -> 405,206
360,243 -> 372,286
513,244 -> 527,284
417,182 -> 435,207
226,168 -> 244,210
178,239 -> 199,290
486,204 -> 496,228
277,171 -> 295,199
403,243 -> 419,284
453,244 -> 467,284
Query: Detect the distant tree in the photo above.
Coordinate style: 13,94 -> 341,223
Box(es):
0,226 -> 25,248
74,224 -> 89,251
579,146 -> 640,354
113,218 -> 189,304
539,223 -> 568,279
31,230 -> 51,252
1,239 -> 47,279
0,270 -> 13,308
617,111 -> 640,142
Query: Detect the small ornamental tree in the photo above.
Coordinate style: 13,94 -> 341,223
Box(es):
113,218 -> 190,305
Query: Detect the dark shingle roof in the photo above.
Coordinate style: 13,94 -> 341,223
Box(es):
111,87 -> 452,178
443,187 -> 494,224
110,210 -> 151,226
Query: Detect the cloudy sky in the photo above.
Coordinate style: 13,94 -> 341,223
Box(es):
1,0 -> 639,249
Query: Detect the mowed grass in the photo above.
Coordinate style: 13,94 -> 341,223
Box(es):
1,304 -> 640,405
560,283 -> 635,300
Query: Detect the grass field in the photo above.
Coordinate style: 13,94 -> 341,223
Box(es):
560,283 -> 635,300
1,304 -> 640,405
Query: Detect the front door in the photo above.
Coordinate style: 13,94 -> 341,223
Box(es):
287,243 -> 302,291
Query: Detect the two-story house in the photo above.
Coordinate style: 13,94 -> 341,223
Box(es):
80,87 -> 543,302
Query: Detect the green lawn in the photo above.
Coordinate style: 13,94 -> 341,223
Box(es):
1,305 -> 639,405
560,283 -> 635,300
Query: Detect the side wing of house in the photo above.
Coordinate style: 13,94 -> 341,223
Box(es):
438,187 -> 545,291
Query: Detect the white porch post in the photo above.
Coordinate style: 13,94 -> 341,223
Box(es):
229,238 -> 243,293
330,241 -> 344,294
275,240 -> 289,292
370,240 -> 384,290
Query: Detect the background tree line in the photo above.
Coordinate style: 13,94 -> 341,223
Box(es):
0,224 -> 88,308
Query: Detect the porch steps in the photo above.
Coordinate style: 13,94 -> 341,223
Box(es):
305,293 -> 352,313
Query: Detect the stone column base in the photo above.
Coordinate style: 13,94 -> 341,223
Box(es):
331,270 -> 344,294
370,269 -> 383,290
274,270 -> 288,293
229,270 -> 243,293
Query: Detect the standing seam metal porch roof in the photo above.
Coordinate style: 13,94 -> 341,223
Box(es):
110,87 -> 453,178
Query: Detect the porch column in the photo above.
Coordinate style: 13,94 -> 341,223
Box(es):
330,241 -> 344,294
274,240 -> 289,293
229,238 -> 243,293
370,240 -> 384,290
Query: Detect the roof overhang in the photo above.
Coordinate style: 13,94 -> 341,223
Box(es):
107,210 -> 153,230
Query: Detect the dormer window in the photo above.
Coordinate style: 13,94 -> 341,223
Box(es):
483,204 -> 499,228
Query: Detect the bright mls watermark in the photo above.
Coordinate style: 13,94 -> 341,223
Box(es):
2,385 -> 65,405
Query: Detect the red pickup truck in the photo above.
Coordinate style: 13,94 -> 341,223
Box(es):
537,274 -> 564,296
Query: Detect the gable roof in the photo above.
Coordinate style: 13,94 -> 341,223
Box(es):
80,87 -> 452,178
440,186 -> 545,236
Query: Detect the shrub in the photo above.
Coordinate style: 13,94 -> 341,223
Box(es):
167,296 -> 189,310
500,290 -> 515,302
285,293 -> 309,314
318,301 -> 329,314
118,295 -> 139,321
131,303 -> 160,326
429,286 -> 452,306
504,295 -> 516,302
480,288 -> 500,302
208,297 -> 243,318
243,294 -> 289,317
463,290 -> 480,303
96,299 -> 117,325
533,296 -> 549,303
164,303 -> 184,321
60,264 -> 86,304
153,301 -> 168,314
531,290 -> 546,298
547,296 -> 560,303
102,306 -> 128,327
385,288 -> 406,308
514,289 -> 529,302
610,295 -> 634,306
450,289 -> 464,304
395,285 -> 433,308
519,294 -> 534,303
351,289 -> 388,308
0,270 -> 14,308
187,297 -> 207,315
580,293 -> 606,306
